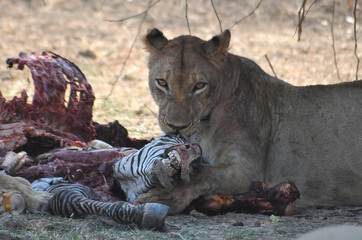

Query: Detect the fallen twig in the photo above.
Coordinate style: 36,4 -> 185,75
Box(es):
229,0 -> 263,29
170,232 -> 187,240
166,223 -> 182,230
340,207 -> 362,212
210,0 -> 222,32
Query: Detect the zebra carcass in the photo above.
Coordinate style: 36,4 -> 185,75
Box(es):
113,135 -> 202,203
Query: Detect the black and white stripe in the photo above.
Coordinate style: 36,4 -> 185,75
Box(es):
113,135 -> 186,202
46,183 -> 168,231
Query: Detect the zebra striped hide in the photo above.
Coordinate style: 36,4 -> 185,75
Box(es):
113,135 -> 202,203
47,183 -> 169,231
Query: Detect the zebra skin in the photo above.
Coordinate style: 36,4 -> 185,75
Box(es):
46,183 -> 169,231
113,135 -> 202,203
27,135 -> 201,231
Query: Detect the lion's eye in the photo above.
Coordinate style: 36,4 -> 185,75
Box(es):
156,79 -> 168,90
193,82 -> 207,93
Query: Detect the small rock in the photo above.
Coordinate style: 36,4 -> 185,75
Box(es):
0,74 -> 10,80
78,50 -> 97,59
320,19 -> 328,26
254,220 -> 262,227
346,16 -> 354,24
232,221 -> 244,227
189,210 -> 207,218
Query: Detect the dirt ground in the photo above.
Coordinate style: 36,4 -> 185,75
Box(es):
1,0 -> 362,239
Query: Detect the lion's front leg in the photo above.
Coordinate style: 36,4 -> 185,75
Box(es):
135,176 -> 210,214
136,162 -> 252,214
0,172 -> 51,213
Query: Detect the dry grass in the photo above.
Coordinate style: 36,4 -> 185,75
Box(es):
0,0 -> 361,239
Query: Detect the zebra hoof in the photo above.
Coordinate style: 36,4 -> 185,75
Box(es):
141,203 -> 169,231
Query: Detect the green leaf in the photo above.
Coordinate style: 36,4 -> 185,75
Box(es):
270,214 -> 281,222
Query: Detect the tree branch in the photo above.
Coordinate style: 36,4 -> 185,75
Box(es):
353,0 -> 360,81
210,0 -> 222,32
264,54 -> 278,78
229,0 -> 263,29
107,0 -> 160,22
293,0 -> 319,41
331,0 -> 341,81
105,0 -> 156,100
185,0 -> 191,35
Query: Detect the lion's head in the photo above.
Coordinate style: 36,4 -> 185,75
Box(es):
144,29 -> 231,135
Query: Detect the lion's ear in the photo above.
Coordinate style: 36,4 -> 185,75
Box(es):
203,29 -> 230,59
144,28 -> 169,53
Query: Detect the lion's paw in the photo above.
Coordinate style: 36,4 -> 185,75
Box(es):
0,191 -> 26,214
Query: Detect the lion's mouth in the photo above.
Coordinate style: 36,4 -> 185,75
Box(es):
160,122 -> 198,136
159,114 -> 207,136
166,128 -> 197,136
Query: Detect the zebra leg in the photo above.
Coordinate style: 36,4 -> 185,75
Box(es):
48,183 -> 169,231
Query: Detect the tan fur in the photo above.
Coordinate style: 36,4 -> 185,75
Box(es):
0,172 -> 51,213
138,29 -> 362,214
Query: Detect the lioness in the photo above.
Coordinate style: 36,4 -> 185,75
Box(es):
137,28 -> 362,214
